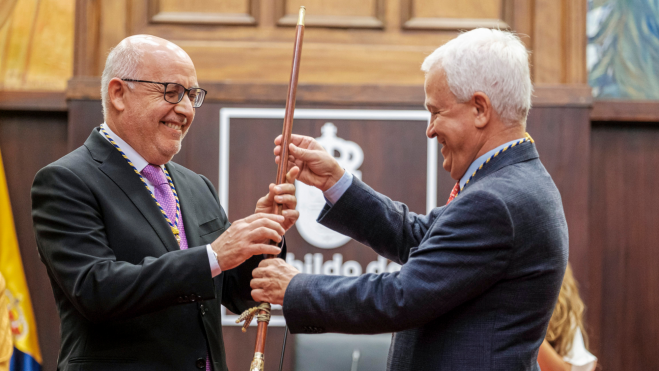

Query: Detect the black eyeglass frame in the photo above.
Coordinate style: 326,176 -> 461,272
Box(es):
121,78 -> 207,108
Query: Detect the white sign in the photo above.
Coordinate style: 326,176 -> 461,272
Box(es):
286,253 -> 401,276
218,108 -> 433,326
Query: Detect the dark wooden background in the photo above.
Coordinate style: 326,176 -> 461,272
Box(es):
6,87 -> 659,370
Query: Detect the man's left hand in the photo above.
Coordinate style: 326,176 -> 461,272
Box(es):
255,167 -> 300,231
251,259 -> 300,305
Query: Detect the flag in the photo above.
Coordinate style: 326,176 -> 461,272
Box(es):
0,149 -> 42,371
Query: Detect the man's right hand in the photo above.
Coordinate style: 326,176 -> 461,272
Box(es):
211,213 -> 285,271
274,134 -> 344,192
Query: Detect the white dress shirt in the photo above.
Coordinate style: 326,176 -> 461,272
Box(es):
100,123 -> 222,277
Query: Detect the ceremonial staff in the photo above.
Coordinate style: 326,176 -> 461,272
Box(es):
237,6 -> 306,371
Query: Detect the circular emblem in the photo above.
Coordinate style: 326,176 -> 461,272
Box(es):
295,123 -> 364,249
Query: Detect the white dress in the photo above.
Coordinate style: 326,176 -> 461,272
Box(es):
563,328 -> 597,371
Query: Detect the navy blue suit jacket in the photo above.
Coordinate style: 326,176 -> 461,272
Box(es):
283,142 -> 568,371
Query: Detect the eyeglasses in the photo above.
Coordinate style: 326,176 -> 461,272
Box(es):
121,79 -> 207,108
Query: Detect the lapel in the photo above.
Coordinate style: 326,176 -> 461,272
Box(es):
465,141 -> 540,189
166,162 -> 202,248
85,128 -> 180,253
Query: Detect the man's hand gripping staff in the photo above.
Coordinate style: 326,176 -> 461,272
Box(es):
249,135 -> 345,305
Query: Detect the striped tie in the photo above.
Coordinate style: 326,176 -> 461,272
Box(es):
446,182 -> 460,205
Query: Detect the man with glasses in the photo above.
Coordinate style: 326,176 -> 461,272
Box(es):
31,35 -> 298,371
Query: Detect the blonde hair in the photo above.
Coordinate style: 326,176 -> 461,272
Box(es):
545,264 -> 589,357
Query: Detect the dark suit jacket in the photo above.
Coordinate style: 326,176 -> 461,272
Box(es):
31,128 -> 276,371
283,142 -> 568,371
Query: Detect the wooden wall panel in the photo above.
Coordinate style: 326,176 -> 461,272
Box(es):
98,0 -> 128,65
591,100 -> 659,123
73,0 -> 101,76
565,0 -> 587,84
532,0 -> 587,84
590,124 -> 659,370
527,107 -> 594,336
184,42 -> 433,85
533,0 -> 564,84
0,110 -> 68,371
159,0 -> 250,14
70,0 -> 587,88
416,0 -> 503,18
277,0 -> 384,28
285,0 -> 375,17
402,0 -> 511,30
149,0 -> 258,25
67,99 -> 103,151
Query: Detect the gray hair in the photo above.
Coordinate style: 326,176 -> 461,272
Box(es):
100,40 -> 144,120
421,28 -> 533,126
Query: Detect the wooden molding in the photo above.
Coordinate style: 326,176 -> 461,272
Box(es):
73,0 -> 102,77
0,91 -> 67,111
513,0 -> 533,50
150,12 -> 257,25
275,0 -> 384,29
67,77 -> 594,108
147,0 -> 258,26
277,14 -> 384,28
532,84 -> 593,107
67,76 -> 102,101
591,100 -> 659,123
564,0 -> 587,84
532,0 -> 587,85
403,17 -> 509,30
402,0 -> 513,31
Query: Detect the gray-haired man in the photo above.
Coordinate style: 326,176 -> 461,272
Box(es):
251,28 -> 568,371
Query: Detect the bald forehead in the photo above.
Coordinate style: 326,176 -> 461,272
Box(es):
120,35 -> 197,85
122,35 -> 191,62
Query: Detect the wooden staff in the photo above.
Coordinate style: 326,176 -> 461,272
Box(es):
246,6 -> 305,371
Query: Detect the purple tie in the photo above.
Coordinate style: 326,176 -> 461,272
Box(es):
141,165 -> 211,370
141,164 -> 188,250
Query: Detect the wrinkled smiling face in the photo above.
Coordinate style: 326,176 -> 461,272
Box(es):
424,68 -> 480,181
120,46 -> 198,165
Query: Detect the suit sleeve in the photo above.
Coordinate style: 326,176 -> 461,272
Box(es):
284,188 -> 514,334
196,175 -> 287,315
317,177 -> 444,264
31,165 -> 216,323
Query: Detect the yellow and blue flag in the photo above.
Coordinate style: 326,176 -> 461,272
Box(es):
0,149 -> 42,371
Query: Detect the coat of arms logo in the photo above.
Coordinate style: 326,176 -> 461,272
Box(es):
295,122 -> 364,249
5,288 -> 28,341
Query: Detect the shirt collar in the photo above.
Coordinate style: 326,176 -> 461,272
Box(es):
459,138 -> 526,189
100,123 -> 157,172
